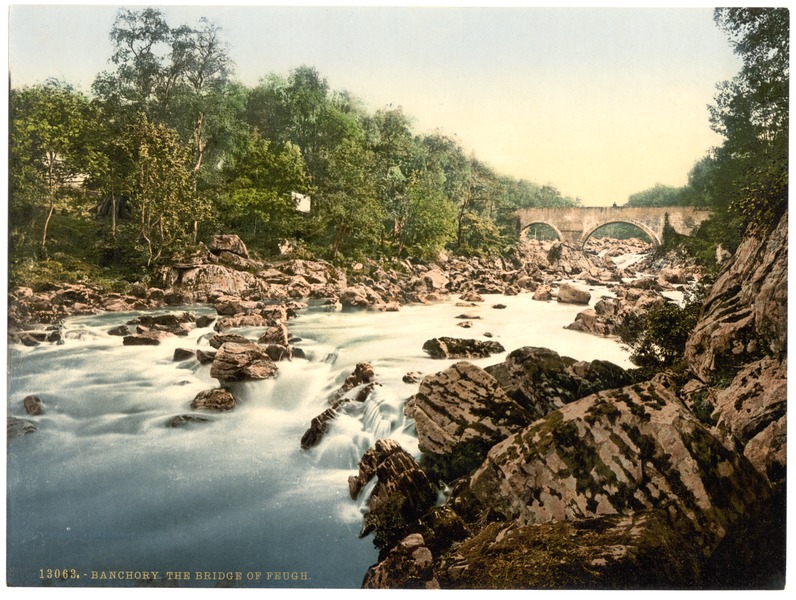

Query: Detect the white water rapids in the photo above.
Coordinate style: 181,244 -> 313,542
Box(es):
7,287 -> 634,588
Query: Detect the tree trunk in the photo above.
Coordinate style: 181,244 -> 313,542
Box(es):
41,153 -> 56,248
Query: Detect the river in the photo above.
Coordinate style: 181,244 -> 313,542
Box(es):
6,286 -> 633,588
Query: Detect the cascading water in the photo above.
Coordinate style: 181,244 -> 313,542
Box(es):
7,288 -> 633,588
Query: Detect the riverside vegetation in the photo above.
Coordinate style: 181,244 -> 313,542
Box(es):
7,7 -> 788,589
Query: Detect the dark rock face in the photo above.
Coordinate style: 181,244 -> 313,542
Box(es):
191,388 -> 236,411
107,325 -> 131,336
127,311 -> 196,332
209,343 -> 278,382
422,337 -> 505,359
122,331 -> 172,346
351,440 -> 437,553
196,349 -> 217,364
484,347 -> 633,422
405,362 -> 532,481
173,348 -> 195,361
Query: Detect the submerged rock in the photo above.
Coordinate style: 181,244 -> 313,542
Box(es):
168,414 -> 213,427
8,417 -> 37,439
23,395 -> 44,416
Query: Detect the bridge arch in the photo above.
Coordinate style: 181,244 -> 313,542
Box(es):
521,221 -> 564,242
580,220 -> 661,249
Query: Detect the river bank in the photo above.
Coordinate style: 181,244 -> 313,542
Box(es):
6,222 -> 786,589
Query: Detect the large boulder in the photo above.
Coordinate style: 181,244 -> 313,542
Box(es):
210,342 -> 278,382
340,285 -> 387,310
468,375 -> 767,546
171,264 -> 258,300
556,282 -> 591,305
405,362 -> 532,480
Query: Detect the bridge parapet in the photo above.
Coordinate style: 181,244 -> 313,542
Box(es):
516,206 -> 712,248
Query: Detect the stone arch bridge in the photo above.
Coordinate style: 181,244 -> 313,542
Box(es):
515,206 -> 713,248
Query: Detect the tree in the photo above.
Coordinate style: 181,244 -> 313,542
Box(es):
399,168 -> 456,259
8,80 -> 93,250
118,115 -> 200,266
625,183 -> 686,207
710,8 -> 788,232
218,130 -> 309,251
314,136 -> 382,258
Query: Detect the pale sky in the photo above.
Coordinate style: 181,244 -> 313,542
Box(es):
7,2 -> 743,206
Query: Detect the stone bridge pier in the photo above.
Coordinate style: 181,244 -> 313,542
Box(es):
515,206 -> 713,248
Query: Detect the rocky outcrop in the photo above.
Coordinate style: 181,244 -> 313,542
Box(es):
209,343 -> 278,382
351,440 -> 437,553
301,363 -> 379,450
422,337 -> 505,359
565,286 -> 668,337
8,283 -> 164,329
405,362 -> 533,480
685,211 -> 787,384
484,347 -> 633,422
367,374 -> 774,588
711,357 -> 786,484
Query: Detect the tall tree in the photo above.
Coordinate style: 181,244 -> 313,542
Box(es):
710,8 -> 789,231
119,115 -> 200,266
9,80 -> 93,250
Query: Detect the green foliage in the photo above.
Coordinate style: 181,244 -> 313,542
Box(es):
625,183 -> 687,207
118,114 -> 201,267
619,287 -> 706,375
